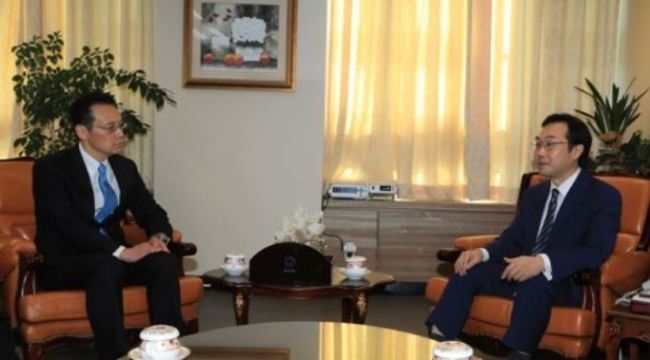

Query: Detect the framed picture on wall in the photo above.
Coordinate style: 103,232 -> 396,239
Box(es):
183,0 -> 296,89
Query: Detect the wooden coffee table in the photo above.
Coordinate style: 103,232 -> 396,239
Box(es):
202,267 -> 394,325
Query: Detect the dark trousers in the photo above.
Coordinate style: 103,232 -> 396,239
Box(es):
425,261 -> 582,352
40,252 -> 183,360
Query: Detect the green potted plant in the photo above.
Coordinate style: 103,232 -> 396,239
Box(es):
619,131 -> 650,177
11,31 -> 175,157
575,78 -> 647,172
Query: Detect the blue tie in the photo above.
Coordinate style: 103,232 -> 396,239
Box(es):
95,163 -> 118,224
532,188 -> 559,254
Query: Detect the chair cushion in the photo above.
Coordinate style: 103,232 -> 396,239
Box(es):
19,276 -> 203,323
426,277 -> 596,337
21,303 -> 199,344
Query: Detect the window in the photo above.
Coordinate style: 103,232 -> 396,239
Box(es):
325,0 -> 627,202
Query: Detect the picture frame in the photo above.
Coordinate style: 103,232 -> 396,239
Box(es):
183,0 -> 296,89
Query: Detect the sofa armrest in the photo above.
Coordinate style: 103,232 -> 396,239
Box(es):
0,237 -> 36,277
168,229 -> 196,256
453,234 -> 499,250
572,268 -> 600,286
168,241 -> 197,257
0,245 -> 15,280
17,250 -> 44,297
437,235 -> 499,263
600,251 -> 650,295
437,248 -> 462,262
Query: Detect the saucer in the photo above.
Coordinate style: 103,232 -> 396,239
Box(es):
342,268 -> 370,280
221,264 -> 248,276
128,346 -> 190,360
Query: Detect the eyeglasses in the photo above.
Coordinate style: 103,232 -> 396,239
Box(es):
93,122 -> 127,134
532,140 -> 569,151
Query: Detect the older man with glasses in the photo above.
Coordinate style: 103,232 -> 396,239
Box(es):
32,92 -> 182,359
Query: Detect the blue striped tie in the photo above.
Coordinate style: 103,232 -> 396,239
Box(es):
95,163 -> 118,224
532,188 -> 559,254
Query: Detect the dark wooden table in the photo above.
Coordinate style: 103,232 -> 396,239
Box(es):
202,267 -> 394,325
606,304 -> 650,360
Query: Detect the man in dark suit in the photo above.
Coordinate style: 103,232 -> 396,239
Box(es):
33,92 -> 183,359
425,114 -> 622,359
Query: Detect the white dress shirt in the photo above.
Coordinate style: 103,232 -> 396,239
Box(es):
79,144 -> 125,258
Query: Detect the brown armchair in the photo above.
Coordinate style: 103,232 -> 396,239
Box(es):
0,158 -> 204,359
425,173 -> 650,359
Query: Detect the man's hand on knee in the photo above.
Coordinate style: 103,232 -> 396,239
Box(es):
148,236 -> 170,253
454,249 -> 484,276
119,241 -> 168,263
501,256 -> 545,282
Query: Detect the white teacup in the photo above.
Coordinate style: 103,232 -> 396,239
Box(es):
139,325 -> 181,360
345,256 -> 367,270
224,254 -> 246,267
432,340 -> 473,360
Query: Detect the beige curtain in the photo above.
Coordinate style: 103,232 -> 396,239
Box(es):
325,0 -> 470,201
326,0 -> 626,202
0,0 -> 156,186
0,0 -> 23,159
622,0 -> 650,137
489,0 -> 623,201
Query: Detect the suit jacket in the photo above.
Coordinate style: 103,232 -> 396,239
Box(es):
33,146 -> 172,259
486,170 -> 622,282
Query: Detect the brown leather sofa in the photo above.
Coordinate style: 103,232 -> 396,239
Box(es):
425,173 -> 650,359
0,158 -> 204,359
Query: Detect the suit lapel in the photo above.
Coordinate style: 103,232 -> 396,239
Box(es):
548,170 -> 591,241
108,156 -> 126,213
67,146 -> 96,221
528,182 -> 550,246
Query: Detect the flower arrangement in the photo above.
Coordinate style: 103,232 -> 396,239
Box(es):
231,17 -> 267,46
274,207 -> 326,253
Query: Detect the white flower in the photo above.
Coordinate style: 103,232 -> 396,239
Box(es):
281,216 -> 293,233
308,210 -> 323,223
231,17 -> 266,44
293,217 -> 306,232
274,231 -> 288,242
306,222 -> 325,237
275,206 -> 327,253
280,217 -> 296,241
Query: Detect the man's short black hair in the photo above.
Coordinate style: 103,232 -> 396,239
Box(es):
541,113 -> 592,168
69,92 -> 118,128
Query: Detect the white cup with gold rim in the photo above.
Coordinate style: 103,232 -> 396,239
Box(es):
138,325 -> 181,360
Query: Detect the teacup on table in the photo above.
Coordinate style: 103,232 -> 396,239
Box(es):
344,256 -> 369,280
134,324 -> 187,360
224,254 -> 246,267
432,340 -> 474,360
222,253 -> 248,276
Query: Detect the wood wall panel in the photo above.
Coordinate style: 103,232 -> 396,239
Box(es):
323,200 -> 516,282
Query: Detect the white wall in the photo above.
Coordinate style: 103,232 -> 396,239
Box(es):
154,0 -> 326,274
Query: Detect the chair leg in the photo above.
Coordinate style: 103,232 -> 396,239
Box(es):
24,343 -> 44,360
